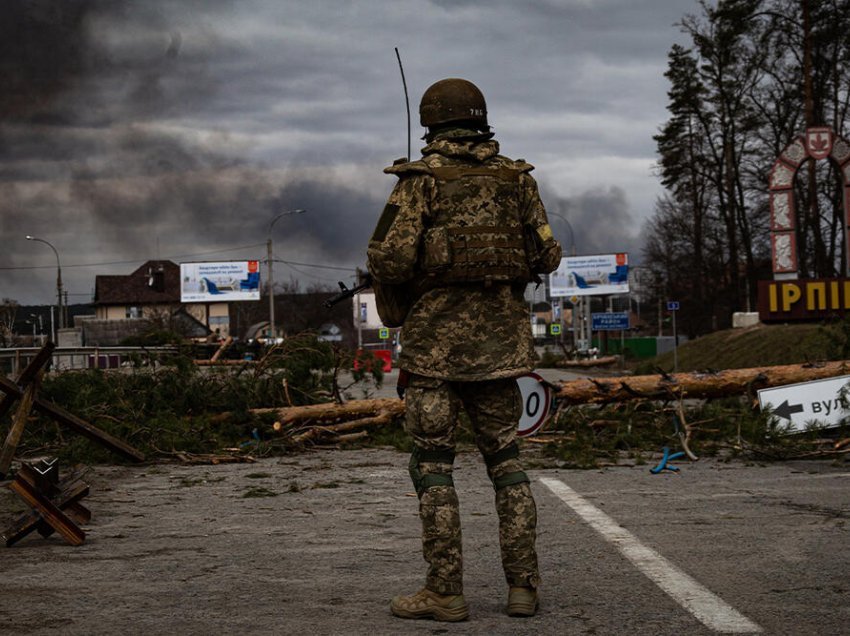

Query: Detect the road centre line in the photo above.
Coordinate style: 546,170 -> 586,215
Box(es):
539,477 -> 762,634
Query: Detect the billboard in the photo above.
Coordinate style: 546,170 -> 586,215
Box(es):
592,311 -> 630,331
181,261 -> 261,302
549,253 -> 629,297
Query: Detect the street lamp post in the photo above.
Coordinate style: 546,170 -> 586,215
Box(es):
266,209 -> 306,342
29,313 -> 43,345
25,235 -> 63,341
547,212 -> 579,349
547,211 -> 576,258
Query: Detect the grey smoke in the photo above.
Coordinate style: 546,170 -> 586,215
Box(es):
0,0 -> 383,301
543,185 -> 643,260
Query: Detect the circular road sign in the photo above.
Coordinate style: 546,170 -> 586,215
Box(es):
516,372 -> 553,437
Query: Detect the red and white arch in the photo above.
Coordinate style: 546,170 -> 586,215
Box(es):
769,127 -> 850,278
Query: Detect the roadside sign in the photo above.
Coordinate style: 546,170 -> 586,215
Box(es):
549,253 -> 629,297
516,372 -> 553,437
758,375 -> 850,433
550,323 -> 562,336
378,327 -> 390,339
591,311 -> 629,331
667,301 -> 680,311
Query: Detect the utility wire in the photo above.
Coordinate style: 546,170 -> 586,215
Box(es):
270,259 -> 360,272
0,243 -> 266,271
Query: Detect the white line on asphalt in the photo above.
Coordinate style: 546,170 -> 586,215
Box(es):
539,477 -> 762,634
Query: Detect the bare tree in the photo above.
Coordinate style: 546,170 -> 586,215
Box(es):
648,0 -> 850,332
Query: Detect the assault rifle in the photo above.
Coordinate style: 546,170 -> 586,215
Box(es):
323,273 -> 373,308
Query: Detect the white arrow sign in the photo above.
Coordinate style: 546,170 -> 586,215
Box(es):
758,375 -> 850,433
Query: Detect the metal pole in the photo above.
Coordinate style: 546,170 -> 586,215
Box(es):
267,236 -> 275,341
547,211 -> 576,256
25,235 -> 63,334
557,298 -> 564,347
672,308 -> 678,373
544,211 -> 577,350
356,292 -> 363,349
573,299 -> 579,351
266,209 -> 306,343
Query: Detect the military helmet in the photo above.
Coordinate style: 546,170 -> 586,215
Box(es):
419,78 -> 488,129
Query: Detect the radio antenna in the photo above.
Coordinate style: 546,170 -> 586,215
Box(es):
394,47 -> 411,161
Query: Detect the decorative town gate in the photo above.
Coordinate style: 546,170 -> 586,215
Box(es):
769,126 -> 850,278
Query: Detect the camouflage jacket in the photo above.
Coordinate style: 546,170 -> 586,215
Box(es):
367,137 -> 562,381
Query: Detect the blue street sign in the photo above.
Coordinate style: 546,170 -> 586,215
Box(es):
550,323 -> 562,336
591,311 -> 630,331
667,301 -> 680,311
378,327 -> 390,339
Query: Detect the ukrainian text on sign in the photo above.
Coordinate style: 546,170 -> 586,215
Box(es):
757,375 -> 850,432
591,312 -> 629,331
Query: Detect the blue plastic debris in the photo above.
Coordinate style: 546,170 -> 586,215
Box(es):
240,428 -> 262,448
650,446 -> 686,474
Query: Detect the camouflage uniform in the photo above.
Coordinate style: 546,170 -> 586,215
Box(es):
367,130 -> 561,596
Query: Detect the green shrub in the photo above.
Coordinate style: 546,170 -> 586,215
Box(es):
8,334 -> 378,463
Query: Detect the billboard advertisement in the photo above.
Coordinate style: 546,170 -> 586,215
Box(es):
180,261 -> 261,303
549,253 -> 629,297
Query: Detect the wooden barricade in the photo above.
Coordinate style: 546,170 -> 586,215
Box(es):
2,459 -> 91,547
0,343 -> 144,480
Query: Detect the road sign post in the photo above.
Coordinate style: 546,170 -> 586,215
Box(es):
667,301 -> 680,372
758,375 -> 850,432
516,373 -> 553,437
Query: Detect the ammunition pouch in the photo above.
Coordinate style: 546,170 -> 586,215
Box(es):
409,446 -> 455,498
372,279 -> 412,328
422,224 -> 531,286
419,162 -> 537,286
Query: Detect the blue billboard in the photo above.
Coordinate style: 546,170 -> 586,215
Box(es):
591,311 -> 630,331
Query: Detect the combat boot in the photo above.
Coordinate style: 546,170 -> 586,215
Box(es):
507,586 -> 538,617
390,588 -> 469,622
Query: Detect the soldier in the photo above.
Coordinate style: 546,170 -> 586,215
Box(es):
367,78 -> 562,621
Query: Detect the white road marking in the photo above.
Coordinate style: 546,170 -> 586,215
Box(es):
540,477 -> 762,634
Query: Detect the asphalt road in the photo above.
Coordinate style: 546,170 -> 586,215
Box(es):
1,450 -> 847,635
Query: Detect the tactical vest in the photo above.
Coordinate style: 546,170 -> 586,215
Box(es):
421,163 -> 532,285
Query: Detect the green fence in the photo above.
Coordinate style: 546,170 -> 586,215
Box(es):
593,336 -> 658,359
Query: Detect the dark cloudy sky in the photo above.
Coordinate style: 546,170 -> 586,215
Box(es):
0,0 -> 696,305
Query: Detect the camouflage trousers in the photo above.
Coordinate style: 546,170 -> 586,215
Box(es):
404,374 -> 540,595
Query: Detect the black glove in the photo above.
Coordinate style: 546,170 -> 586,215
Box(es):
396,369 -> 410,399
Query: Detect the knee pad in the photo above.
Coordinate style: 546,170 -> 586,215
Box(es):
408,446 -> 455,497
484,443 -> 529,491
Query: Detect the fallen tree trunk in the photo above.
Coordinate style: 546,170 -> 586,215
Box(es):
250,360 -> 850,434
552,355 -> 618,368
260,398 -> 405,428
555,360 -> 850,405
289,411 -> 395,444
